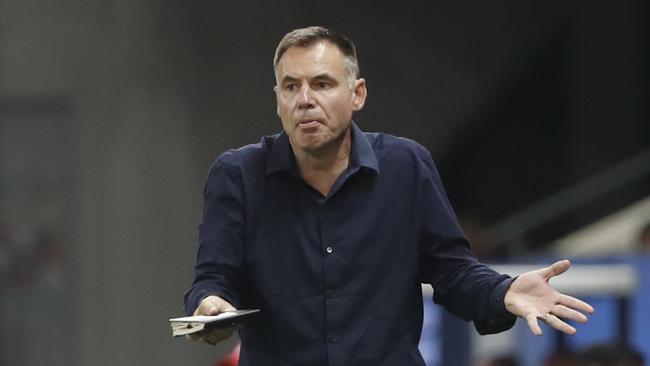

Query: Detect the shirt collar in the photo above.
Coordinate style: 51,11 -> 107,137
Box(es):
265,121 -> 380,175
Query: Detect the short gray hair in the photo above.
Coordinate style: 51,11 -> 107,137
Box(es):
273,26 -> 360,87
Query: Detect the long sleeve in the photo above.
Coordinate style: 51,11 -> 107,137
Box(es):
184,158 -> 247,315
416,150 -> 516,334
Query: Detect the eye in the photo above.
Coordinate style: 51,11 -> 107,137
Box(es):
317,81 -> 330,89
284,84 -> 297,91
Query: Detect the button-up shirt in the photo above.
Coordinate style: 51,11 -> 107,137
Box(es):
185,122 -> 515,366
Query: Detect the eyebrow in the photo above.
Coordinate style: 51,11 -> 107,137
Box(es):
280,75 -> 300,85
280,73 -> 338,85
312,73 -> 337,83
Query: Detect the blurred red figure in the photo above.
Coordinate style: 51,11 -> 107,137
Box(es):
215,342 -> 240,366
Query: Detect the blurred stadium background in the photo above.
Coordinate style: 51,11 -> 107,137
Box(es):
0,1 -> 648,365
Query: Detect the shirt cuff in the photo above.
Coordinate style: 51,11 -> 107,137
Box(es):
184,283 -> 240,315
490,276 -> 517,315
474,276 -> 518,335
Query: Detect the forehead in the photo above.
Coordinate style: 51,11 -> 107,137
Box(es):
276,41 -> 347,79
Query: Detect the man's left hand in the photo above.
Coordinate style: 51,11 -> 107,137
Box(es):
504,259 -> 594,336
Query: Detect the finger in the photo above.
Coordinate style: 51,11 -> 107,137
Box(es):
203,332 -> 223,345
194,302 -> 212,316
222,303 -> 237,312
195,299 -> 231,316
200,331 -> 215,345
551,304 -> 588,323
202,325 -> 240,345
186,334 -> 200,341
525,314 -> 543,336
194,305 -> 216,316
544,314 -> 577,335
540,259 -> 571,280
558,294 -> 595,314
206,306 -> 221,315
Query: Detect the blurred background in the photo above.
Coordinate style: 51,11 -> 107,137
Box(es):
0,1 -> 648,365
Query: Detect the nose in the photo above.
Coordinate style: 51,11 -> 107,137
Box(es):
297,85 -> 315,109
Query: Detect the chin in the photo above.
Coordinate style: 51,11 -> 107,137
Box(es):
295,137 -> 327,152
300,141 -> 326,152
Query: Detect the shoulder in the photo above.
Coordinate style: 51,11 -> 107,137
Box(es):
211,133 -> 280,169
203,133 -> 282,186
364,131 -> 436,171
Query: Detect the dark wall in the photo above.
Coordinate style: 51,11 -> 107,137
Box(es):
166,1 -> 649,249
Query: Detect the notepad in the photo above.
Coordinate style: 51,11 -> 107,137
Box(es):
169,309 -> 260,337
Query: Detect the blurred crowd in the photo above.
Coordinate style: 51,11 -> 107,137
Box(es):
479,341 -> 645,366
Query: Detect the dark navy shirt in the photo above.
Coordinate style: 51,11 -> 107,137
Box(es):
185,123 -> 515,366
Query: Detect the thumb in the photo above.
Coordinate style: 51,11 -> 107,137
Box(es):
541,259 -> 571,280
206,306 -> 220,315
221,302 -> 237,312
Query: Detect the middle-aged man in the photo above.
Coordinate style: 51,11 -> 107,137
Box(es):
184,26 -> 594,365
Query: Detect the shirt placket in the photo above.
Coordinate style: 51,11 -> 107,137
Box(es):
319,201 -> 344,366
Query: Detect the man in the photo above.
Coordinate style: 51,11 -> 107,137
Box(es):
184,26 -> 593,365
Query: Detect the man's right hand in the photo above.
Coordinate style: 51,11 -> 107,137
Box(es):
187,295 -> 239,345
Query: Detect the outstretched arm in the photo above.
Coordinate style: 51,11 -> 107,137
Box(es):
504,259 -> 594,335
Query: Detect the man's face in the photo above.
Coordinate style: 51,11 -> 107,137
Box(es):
275,41 -> 366,153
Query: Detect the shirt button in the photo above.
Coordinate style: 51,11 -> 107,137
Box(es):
328,337 -> 338,343
326,291 -> 337,299
325,246 -> 334,254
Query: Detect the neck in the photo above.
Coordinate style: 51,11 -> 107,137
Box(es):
293,127 -> 352,174
291,127 -> 352,196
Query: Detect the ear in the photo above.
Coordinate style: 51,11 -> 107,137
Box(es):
274,85 -> 280,116
351,78 -> 367,111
